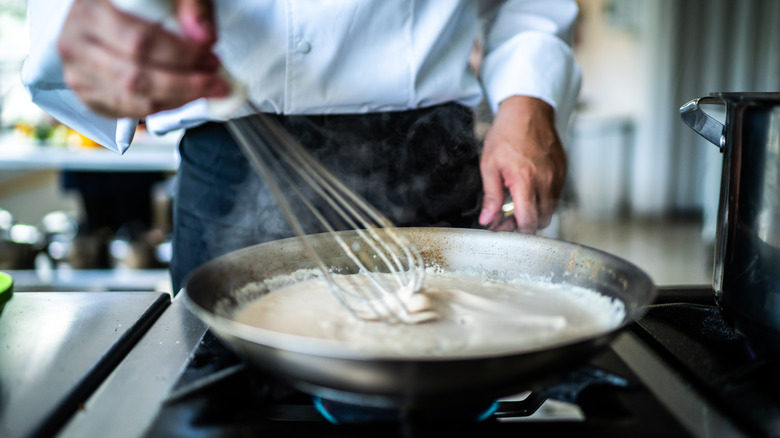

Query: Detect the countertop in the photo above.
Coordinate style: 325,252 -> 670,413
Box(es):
6,269 -> 172,293
0,291 -> 170,438
0,131 -> 180,172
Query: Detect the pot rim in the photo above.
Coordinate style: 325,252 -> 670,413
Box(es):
711,91 -> 780,103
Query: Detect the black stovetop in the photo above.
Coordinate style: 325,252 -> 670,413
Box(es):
143,287 -> 780,438
634,289 -> 780,438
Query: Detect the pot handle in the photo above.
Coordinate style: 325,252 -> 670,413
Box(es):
680,96 -> 726,151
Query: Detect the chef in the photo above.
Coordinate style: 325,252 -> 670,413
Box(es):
22,0 -> 581,291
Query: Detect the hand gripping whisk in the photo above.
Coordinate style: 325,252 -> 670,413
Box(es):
111,0 -> 431,323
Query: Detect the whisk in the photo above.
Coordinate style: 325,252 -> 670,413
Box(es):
112,0 -> 429,323
226,107 -> 430,324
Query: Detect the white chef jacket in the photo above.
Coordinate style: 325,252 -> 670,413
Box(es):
22,0 -> 581,154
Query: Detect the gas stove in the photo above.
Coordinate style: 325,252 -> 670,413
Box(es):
138,287 -> 780,437
4,286 -> 779,438
138,329 -> 690,437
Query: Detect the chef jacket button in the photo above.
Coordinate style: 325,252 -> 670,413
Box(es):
297,41 -> 312,54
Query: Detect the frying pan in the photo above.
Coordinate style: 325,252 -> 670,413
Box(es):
183,227 -> 655,409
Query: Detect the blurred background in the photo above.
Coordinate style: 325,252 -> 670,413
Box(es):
0,0 -> 778,291
563,0 -> 778,285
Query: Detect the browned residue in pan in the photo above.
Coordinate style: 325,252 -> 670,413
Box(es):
408,229 -> 450,271
590,260 -> 601,280
564,247 -> 631,291
565,247 -> 603,281
565,248 -> 579,274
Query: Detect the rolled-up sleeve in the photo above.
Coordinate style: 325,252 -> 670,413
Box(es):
21,0 -> 131,153
479,0 -> 582,131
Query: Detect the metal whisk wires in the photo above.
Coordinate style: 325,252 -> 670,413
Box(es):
226,107 -> 425,324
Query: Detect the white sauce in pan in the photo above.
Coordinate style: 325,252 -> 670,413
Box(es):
232,271 -> 626,357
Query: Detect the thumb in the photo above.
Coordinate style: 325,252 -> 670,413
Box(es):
175,0 -> 216,44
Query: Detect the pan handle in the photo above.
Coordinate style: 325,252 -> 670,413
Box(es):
680,96 -> 726,151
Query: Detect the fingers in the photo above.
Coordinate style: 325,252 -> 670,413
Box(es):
64,42 -> 227,118
506,153 -> 563,232
492,214 -> 519,232
175,0 -> 217,44
508,183 -> 541,234
58,0 -> 226,118
505,151 -> 566,233
537,191 -> 559,229
484,177 -> 558,234
478,165 -> 505,229
479,163 -> 547,233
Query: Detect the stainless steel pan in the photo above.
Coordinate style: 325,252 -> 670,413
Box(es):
183,227 -> 655,408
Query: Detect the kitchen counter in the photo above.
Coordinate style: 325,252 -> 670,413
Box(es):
0,291 -> 170,438
0,132 -> 180,172
59,292 -> 209,438
7,269 -> 172,293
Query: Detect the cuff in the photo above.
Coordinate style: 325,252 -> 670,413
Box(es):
481,31 -> 581,127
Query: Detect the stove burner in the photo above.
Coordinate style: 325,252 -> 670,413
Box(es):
143,329 -> 694,437
312,397 -> 499,424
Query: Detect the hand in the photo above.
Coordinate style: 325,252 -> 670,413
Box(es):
478,96 -> 567,233
57,0 -> 229,119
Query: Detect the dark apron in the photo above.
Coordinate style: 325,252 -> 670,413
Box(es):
170,103 -> 482,291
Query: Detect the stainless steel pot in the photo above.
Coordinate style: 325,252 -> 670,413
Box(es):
183,227 -> 655,408
681,92 -> 780,349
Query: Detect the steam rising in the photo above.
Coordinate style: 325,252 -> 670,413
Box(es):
204,104 -> 483,260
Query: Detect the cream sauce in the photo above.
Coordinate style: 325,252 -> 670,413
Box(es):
232,271 -> 625,357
